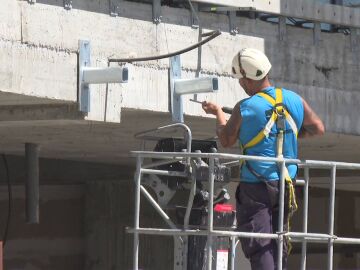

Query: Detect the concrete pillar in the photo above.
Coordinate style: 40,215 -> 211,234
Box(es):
25,143 -> 40,224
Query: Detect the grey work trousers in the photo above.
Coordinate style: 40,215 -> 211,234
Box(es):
236,181 -> 290,270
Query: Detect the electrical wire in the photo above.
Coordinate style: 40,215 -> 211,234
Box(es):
108,30 -> 221,63
2,154 -> 11,248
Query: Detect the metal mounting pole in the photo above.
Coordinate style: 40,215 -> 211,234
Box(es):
109,0 -> 120,16
133,156 -> 143,270
301,167 -> 310,270
78,40 -> 91,113
78,40 -> 128,113
25,143 -> 40,224
206,157 -> 215,270
153,0 -> 162,24
277,160 -> 286,270
169,56 -> 183,123
228,11 -> 239,35
327,165 -> 337,270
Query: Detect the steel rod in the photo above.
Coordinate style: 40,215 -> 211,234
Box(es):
230,237 -> 236,270
288,232 -> 335,239
141,168 -> 187,177
296,179 -> 305,186
328,166 -> 337,270
207,157 -> 215,270
301,168 -> 309,270
142,158 -> 183,169
127,227 -> 279,238
133,156 -> 142,270
131,151 -> 360,170
140,185 -> 178,229
277,160 -> 286,270
128,228 -> 360,244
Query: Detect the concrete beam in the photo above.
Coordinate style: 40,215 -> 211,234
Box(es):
0,40 -> 77,101
193,0 -> 360,28
0,103 -> 84,121
0,0 -> 21,41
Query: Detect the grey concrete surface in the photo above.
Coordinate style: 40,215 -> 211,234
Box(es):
0,1 -> 360,269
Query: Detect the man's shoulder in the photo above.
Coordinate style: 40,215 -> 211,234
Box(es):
281,87 -> 301,99
238,97 -> 251,107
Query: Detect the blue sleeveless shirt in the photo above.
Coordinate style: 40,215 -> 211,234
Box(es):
239,86 -> 304,183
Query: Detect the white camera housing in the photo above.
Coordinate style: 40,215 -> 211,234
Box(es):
169,55 -> 219,123
78,40 -> 129,113
83,67 -> 128,84
174,77 -> 218,95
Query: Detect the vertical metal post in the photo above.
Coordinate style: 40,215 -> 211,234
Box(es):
328,165 -> 336,270
278,16 -> 286,41
152,0 -> 162,24
230,237 -> 236,270
301,167 -> 310,270
313,22 -> 322,46
277,161 -> 286,270
169,56 -> 183,123
207,157 -> 215,270
25,143 -> 40,224
190,2 -> 199,29
228,11 -> 238,35
350,28 -> 359,52
78,40 -> 91,113
133,156 -> 143,270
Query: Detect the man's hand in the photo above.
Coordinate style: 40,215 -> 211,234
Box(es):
202,100 -> 242,148
202,101 -> 221,115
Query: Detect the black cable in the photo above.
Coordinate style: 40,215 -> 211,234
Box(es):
108,30 -> 221,63
2,154 -> 11,248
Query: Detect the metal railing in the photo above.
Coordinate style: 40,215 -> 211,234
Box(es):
128,150 -> 360,270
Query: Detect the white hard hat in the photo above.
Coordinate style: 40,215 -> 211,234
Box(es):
231,48 -> 272,80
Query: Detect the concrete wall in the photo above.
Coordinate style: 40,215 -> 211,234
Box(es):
1,0 -> 359,132
0,184 -> 84,270
1,1 -> 360,269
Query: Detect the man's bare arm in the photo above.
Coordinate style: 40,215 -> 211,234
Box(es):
298,98 -> 325,138
202,101 -> 242,147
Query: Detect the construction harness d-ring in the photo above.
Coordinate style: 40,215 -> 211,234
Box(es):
241,88 -> 299,252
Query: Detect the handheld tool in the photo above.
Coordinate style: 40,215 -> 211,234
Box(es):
189,99 -> 233,114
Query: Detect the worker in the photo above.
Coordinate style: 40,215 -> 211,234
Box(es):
202,48 -> 325,270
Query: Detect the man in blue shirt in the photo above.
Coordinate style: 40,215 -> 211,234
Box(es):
202,48 -> 324,269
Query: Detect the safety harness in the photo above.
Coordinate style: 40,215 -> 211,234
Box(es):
241,88 -> 299,251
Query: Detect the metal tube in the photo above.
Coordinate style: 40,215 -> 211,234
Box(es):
293,237 -> 360,244
140,186 -> 178,229
207,157 -> 215,270
184,175 -> 196,230
328,166 -> 337,270
287,232 -> 334,239
131,151 -> 360,170
334,237 -> 360,244
141,168 -> 187,177
230,237 -> 236,270
25,143 -> 40,224
142,158 -> 183,169
128,228 -> 360,244
277,161 -> 286,270
301,168 -> 309,270
133,156 -> 142,270
127,228 -> 280,239
222,160 -> 241,167
295,179 -> 305,186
